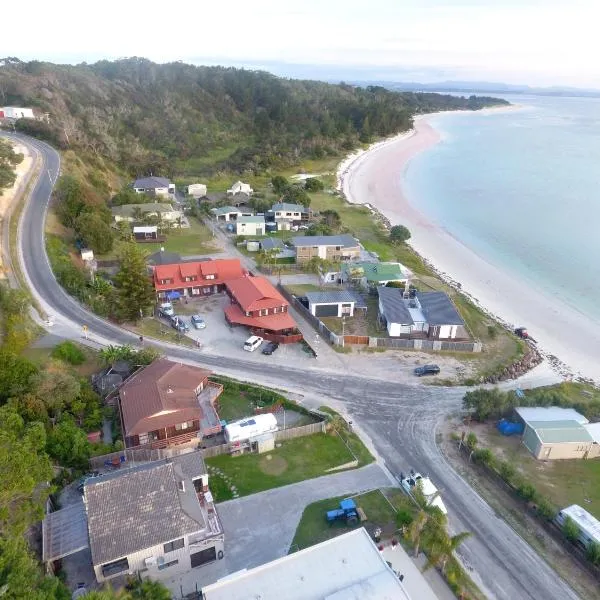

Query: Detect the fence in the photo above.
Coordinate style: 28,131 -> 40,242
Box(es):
89,446 -> 191,470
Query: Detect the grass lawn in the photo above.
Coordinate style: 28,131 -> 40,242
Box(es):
290,488 -> 414,552
477,424 -> 600,519
285,283 -> 335,296
124,317 -> 197,348
206,433 -> 357,501
138,218 -> 219,256
22,342 -> 102,377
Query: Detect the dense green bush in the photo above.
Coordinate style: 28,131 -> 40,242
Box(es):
51,341 -> 86,365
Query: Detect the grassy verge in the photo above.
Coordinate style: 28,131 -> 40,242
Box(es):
22,341 -> 102,378
123,317 -> 197,348
206,433 -> 357,501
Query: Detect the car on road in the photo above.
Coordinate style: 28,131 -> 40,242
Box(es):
243,335 -> 263,352
414,364 -> 440,377
170,316 -> 189,333
261,341 -> 279,355
190,315 -> 206,330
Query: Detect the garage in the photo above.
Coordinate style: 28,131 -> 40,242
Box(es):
191,546 -> 216,568
305,290 -> 357,318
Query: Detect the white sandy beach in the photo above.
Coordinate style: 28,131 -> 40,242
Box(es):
339,111 -> 600,383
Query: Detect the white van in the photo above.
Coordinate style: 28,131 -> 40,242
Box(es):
243,335 -> 264,352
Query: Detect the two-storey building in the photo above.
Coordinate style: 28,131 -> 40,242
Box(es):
290,234 -> 361,264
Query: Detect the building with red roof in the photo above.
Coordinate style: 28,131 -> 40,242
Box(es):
153,258 -> 246,299
224,276 -> 302,342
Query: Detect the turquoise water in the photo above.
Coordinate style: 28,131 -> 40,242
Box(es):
403,94 -> 600,325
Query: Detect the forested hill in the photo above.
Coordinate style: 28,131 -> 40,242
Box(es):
0,57 -> 508,177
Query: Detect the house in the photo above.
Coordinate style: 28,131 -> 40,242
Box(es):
304,290 -> 357,318
133,176 -> 175,197
227,181 -> 253,196
1,106 -> 35,119
85,452 -> 224,585
133,226 -> 159,241
235,215 -> 265,236
210,206 -> 253,222
377,288 -> 468,339
118,358 -> 224,448
271,202 -> 308,223
260,238 -> 295,259
514,406 -> 599,460
201,528 -> 438,600
112,203 -> 182,224
146,250 -> 182,267
290,234 -> 361,264
339,261 -> 412,289
224,276 -> 301,340
187,183 -> 208,198
153,258 -> 246,299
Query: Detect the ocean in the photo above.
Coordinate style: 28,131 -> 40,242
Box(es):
403,94 -> 600,327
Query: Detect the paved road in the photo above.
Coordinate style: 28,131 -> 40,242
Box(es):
4,131 -> 578,600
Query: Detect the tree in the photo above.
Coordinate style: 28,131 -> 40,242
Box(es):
98,344 -> 136,366
271,175 -> 289,195
114,243 -> 155,322
126,578 -> 172,600
75,212 -> 114,254
423,530 -> 472,576
321,209 -> 341,230
389,224 -> 411,244
462,388 -> 508,422
46,416 -> 91,469
562,516 -> 580,543
282,184 -> 311,208
31,363 -> 81,419
54,175 -> 87,228
586,541 -> 600,565
304,177 -> 324,192
0,350 -> 38,403
0,138 -> 23,193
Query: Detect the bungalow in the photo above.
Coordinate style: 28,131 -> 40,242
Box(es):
235,215 -> 265,236
85,452 -> 224,586
260,238 -> 295,259
290,234 -> 361,264
187,183 -> 208,198
118,358 -> 224,448
153,258 -> 246,299
133,176 -> 175,197
227,181 -> 253,196
340,261 -> 411,289
112,203 -> 182,224
210,206 -> 253,222
133,226 -> 159,241
224,276 -> 301,341
377,288 -> 468,339
304,290 -> 357,318
271,202 -> 308,223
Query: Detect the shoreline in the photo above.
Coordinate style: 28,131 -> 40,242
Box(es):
338,107 -> 599,384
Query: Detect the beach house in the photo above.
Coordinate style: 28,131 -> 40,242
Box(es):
290,234 -> 361,264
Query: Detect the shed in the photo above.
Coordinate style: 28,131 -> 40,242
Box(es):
235,215 -> 265,237
515,406 -> 589,425
522,419 -> 594,460
246,240 -> 261,252
304,290 -> 357,318
188,183 -> 208,198
251,432 -> 275,454
133,225 -> 158,240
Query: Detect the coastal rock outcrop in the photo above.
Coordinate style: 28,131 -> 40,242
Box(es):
483,344 -> 543,384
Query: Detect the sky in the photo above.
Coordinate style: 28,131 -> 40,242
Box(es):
3,0 -> 600,88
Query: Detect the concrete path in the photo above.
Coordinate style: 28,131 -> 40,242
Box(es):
217,463 -> 394,573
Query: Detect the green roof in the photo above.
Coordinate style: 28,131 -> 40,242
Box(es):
528,420 -> 594,443
343,262 -> 407,283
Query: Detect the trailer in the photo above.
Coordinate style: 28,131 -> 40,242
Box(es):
555,504 -> 600,550
224,413 -> 278,444
326,498 -> 359,524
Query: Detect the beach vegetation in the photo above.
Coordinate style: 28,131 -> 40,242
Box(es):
389,224 -> 411,244
0,138 -> 24,192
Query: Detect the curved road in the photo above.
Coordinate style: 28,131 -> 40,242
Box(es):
4,131 -> 578,600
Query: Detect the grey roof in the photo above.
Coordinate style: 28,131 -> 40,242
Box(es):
237,215 -> 265,224
171,450 -> 207,481
85,461 -> 206,565
133,176 -> 171,189
528,420 -> 594,443
305,290 -> 358,305
272,202 -> 306,213
146,250 -> 182,266
416,292 -> 464,326
42,502 -> 89,562
377,287 -> 414,325
211,205 -> 243,215
515,406 -> 589,425
290,234 -> 359,249
346,290 -> 368,309
260,238 -> 285,251
111,203 -> 175,218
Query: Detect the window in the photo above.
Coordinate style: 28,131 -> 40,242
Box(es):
191,547 -> 216,568
205,274 -> 215,280
101,557 -> 129,578
158,559 -> 179,571
335,246 -> 341,251
246,311 -> 251,317
160,279 -> 173,285
203,287 -> 211,293
163,538 -> 185,554
175,421 -> 194,431
273,307 -> 278,314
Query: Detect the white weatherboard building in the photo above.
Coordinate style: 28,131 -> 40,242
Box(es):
202,528 -> 438,600
188,183 -> 207,198
224,414 -> 278,444
227,181 -> 253,196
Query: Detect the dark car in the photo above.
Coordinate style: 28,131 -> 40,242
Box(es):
170,316 -> 189,333
414,364 -> 440,377
261,341 -> 279,355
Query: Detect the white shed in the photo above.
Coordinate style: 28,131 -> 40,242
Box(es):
188,183 -> 208,198
224,414 -> 278,444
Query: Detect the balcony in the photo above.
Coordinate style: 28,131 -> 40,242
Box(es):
198,382 -> 224,437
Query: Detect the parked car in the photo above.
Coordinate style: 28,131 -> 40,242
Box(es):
243,335 -> 264,352
170,316 -> 189,333
158,302 -> 174,318
298,224 -> 309,230
261,341 -> 279,355
190,315 -> 206,329
414,364 -> 440,377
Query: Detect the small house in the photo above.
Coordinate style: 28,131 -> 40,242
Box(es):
290,235 -> 361,264
133,226 -> 159,241
133,176 -> 175,197
235,215 -> 265,236
227,181 -> 253,196
187,183 -> 207,198
340,261 -> 411,289
210,206 -> 252,222
271,202 -> 308,224
112,203 -> 182,224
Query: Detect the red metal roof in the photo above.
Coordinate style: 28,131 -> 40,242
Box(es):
225,276 -> 288,312
153,259 -> 245,291
224,304 -> 297,332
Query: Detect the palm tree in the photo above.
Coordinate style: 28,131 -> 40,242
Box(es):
99,344 -> 135,366
423,530 -> 472,576
406,482 -> 447,558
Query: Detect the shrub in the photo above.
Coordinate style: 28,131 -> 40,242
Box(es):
516,483 -> 537,502
535,498 -> 556,521
465,432 -> 478,451
562,516 -> 580,543
498,460 -> 515,484
487,325 -> 497,339
472,448 -> 494,467
586,541 -> 600,565
396,508 -> 413,528
51,341 -> 86,365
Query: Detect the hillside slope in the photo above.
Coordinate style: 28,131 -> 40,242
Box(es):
0,57 -> 507,179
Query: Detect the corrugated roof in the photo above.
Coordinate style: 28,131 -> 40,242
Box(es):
272,202 -> 306,213
119,359 -> 212,436
584,422 -> 600,444
344,262 -> 409,282
211,206 -> 243,215
416,292 -> 464,326
85,461 -> 206,565
377,287 -> 414,325
290,234 -> 359,248
528,420 -> 594,443
305,290 -> 358,305
225,276 -> 288,312
516,406 -> 589,425
133,176 -> 171,189
260,238 -> 285,251
237,215 -> 265,224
